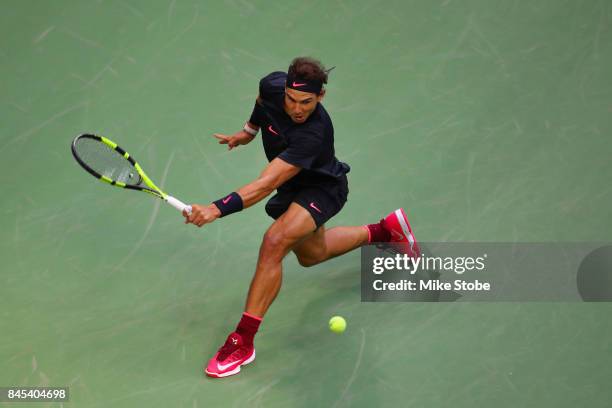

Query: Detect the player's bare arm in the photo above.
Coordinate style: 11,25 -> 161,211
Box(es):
184,158 -> 300,227
213,121 -> 259,150
238,158 -> 300,207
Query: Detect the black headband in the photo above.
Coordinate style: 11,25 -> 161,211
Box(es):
286,73 -> 323,94
285,66 -> 335,95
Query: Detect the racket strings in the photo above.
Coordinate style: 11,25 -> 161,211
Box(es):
74,138 -> 142,185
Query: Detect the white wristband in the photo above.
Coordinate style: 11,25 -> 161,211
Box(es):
243,123 -> 258,136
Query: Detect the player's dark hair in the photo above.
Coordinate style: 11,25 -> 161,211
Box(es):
288,57 -> 328,84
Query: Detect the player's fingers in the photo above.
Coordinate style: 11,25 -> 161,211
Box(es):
192,214 -> 204,225
213,134 -> 229,143
183,208 -> 192,224
188,212 -> 198,224
200,217 -> 208,226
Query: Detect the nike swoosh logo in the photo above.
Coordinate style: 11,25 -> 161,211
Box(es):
292,81 -> 306,87
309,202 -> 322,213
222,195 -> 232,204
217,359 -> 240,371
267,125 -> 279,135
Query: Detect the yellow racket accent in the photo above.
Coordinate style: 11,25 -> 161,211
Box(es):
100,136 -> 117,149
134,162 -> 166,198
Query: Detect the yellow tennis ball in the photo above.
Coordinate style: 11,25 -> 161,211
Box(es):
329,316 -> 346,333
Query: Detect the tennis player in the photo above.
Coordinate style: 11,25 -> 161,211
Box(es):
183,57 -> 420,378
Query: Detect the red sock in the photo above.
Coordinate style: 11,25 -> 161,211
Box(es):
365,220 -> 391,243
236,312 -> 262,345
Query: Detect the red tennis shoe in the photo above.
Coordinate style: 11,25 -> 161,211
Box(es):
205,332 -> 255,378
382,208 -> 421,259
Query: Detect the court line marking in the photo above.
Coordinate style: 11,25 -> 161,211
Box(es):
368,119 -> 426,140
1,101 -> 89,153
333,328 -> 366,408
112,150 -> 175,272
8,102 -> 29,113
243,379 -> 281,408
164,6 -> 199,48
119,1 -> 145,18
168,0 -> 177,21
81,57 -> 119,89
33,26 -> 55,44
61,28 -> 104,49
194,135 -> 226,182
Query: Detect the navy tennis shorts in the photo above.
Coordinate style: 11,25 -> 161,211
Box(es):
265,175 -> 349,228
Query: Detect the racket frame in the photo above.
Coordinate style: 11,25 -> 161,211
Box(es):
71,133 -> 191,213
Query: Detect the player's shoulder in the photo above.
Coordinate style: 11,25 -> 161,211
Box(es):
259,71 -> 287,98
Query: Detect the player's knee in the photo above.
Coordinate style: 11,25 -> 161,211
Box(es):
261,229 -> 289,256
297,256 -> 320,268
295,248 -> 328,267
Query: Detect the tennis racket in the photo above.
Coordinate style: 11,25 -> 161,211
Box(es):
71,133 -> 192,214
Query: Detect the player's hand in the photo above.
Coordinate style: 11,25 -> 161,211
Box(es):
213,131 -> 254,150
183,204 -> 221,227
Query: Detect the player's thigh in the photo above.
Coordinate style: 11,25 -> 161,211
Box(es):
292,224 -> 327,261
264,202 -> 318,251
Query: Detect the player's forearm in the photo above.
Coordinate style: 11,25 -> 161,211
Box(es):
237,175 -> 278,208
205,178 -> 274,220
235,123 -> 258,146
237,159 -> 301,208
212,159 -> 299,216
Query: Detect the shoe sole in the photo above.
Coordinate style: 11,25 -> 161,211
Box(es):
394,208 -> 420,257
205,350 -> 256,378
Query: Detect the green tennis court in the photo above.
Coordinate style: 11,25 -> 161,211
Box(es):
1,0 -> 611,406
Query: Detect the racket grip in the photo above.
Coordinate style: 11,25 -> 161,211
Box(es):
166,195 -> 192,214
